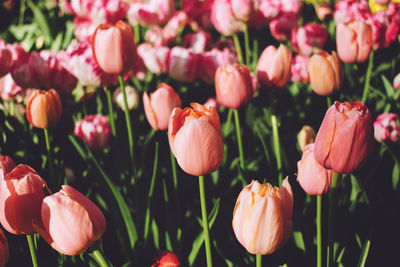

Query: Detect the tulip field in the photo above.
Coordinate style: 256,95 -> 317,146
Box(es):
1,0 -> 400,266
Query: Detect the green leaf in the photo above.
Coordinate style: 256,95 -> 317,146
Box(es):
292,231 -> 306,252
27,0 -> 53,45
151,219 -> 159,250
51,31 -> 63,51
357,239 -> 371,267
381,75 -> 395,99
392,162 -> 400,190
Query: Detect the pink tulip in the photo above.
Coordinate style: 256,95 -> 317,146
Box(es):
258,0 -> 280,20
297,144 -> 336,195
336,20 -> 373,63
0,229 -> 8,267
231,0 -> 258,22
74,114 -> 111,150
73,17 -> 97,42
333,0 -> 372,24
137,43 -> 170,75
269,12 -> 299,41
183,31 -> 212,53
0,156 -> 15,175
256,44 -> 292,87
128,0 -> 175,26
204,97 -> 219,110
291,23 -> 329,57
162,11 -> 199,46
374,113 -> 400,143
0,164 -> 49,235
143,83 -> 182,131
11,52 -> 49,89
371,5 -> 400,49
232,178 -> 293,255
0,73 -> 22,101
182,0 -> 214,30
39,185 -> 106,256
211,0 -> 244,36
0,45 -> 12,78
215,63 -> 254,109
168,47 -> 199,82
291,54 -> 310,83
168,103 -> 223,176
314,101 -> 374,173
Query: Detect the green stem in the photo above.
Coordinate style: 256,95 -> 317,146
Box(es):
83,86 -> 88,116
43,128 -> 55,188
243,24 -> 250,65
361,50 -> 374,103
105,88 -> 116,137
199,175 -> 213,267
134,24 -> 140,44
327,172 -> 340,267
327,96 -> 332,108
232,34 -> 244,65
256,254 -> 262,267
118,75 -> 136,179
271,114 -> 283,185
27,235 -> 38,267
317,194 -> 322,267
90,249 -> 110,267
233,109 -> 245,171
19,0 -> 26,25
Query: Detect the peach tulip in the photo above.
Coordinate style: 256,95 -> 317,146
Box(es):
92,20 -> 137,75
168,103 -> 223,176
0,155 -> 14,175
336,20 -> 373,63
297,144 -> 336,195
232,178 -> 293,255
0,164 -> 48,235
215,63 -> 254,109
0,229 -> 8,267
308,50 -> 343,96
144,83 -> 182,131
40,185 -> 106,256
297,125 -> 316,152
256,44 -> 292,88
26,89 -> 63,129
314,101 -> 374,173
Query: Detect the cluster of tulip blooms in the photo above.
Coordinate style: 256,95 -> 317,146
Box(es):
0,0 -> 399,266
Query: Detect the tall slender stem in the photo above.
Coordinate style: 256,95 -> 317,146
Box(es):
199,175 -> 213,267
317,194 -> 322,267
19,0 -> 26,25
256,254 -> 262,267
83,86 -> 88,116
361,50 -> 374,103
232,34 -> 244,65
134,24 -> 140,44
26,235 -> 38,267
90,249 -> 110,267
327,96 -> 332,108
271,114 -> 283,185
105,88 -> 116,137
327,172 -> 340,267
233,109 -> 245,171
243,24 -> 250,65
43,128 -> 55,188
118,75 -> 136,179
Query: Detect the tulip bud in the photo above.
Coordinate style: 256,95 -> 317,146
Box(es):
40,185 -> 106,256
336,20 -> 373,63
308,50 -> 343,96
215,63 -> 254,109
314,101 -> 374,173
0,155 -> 15,175
74,114 -> 111,150
113,86 -> 139,111
92,20 -> 137,75
256,44 -> 292,88
297,144 -> 337,195
168,103 -> 223,176
297,125 -> 316,152
26,89 -> 63,129
0,164 -> 49,235
232,178 -> 293,255
151,251 -> 181,267
373,113 -> 400,143
0,229 -> 8,267
143,84 -> 181,131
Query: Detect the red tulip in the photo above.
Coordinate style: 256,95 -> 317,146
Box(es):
26,89 -> 63,129
168,103 -> 223,176
0,46 -> 12,78
0,164 -> 49,235
151,251 -> 181,267
314,101 -> 374,173
0,155 -> 14,175
144,83 -> 181,131
92,20 -> 137,75
74,114 -> 111,150
0,229 -> 8,267
215,63 -> 254,109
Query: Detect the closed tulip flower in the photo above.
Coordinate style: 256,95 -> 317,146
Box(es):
168,46 -> 199,82
0,164 -> 49,235
40,185 -> 106,256
211,0 -> 245,36
297,125 -> 316,152
151,251 -> 181,267
232,178 -> 293,255
297,144 -> 337,195
0,155 -> 15,175
26,89 -> 63,129
113,86 -> 139,111
336,20 -> 373,63
291,23 -> 329,57
74,114 -> 111,150
308,50 -> 343,96
314,101 -> 374,173
168,103 -> 223,176
256,44 -> 292,88
92,20 -> 137,75
373,113 -> 400,143
144,83 -> 181,131
215,63 -> 254,109
0,229 -> 8,267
